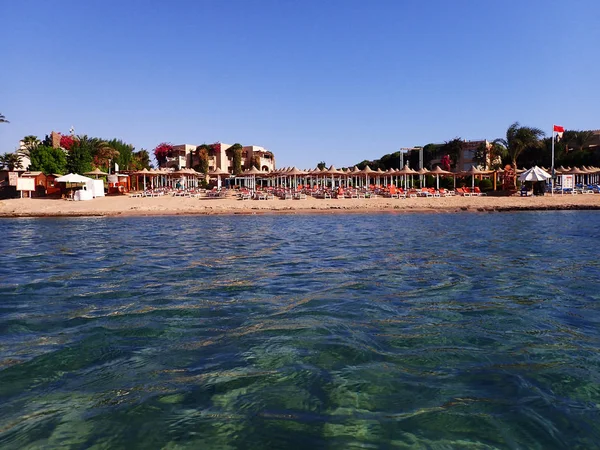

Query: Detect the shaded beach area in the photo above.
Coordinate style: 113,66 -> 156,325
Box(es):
1,193 -> 599,218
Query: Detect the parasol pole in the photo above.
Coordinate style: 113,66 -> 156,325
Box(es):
551,125 -> 555,196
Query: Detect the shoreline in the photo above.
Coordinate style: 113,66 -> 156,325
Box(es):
1,194 -> 600,218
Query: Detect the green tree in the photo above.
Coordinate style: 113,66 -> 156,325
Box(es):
230,143 -> 243,175
566,130 -> 595,153
29,145 -> 67,174
132,150 -> 151,170
93,143 -> 120,171
317,161 -> 327,170
494,122 -> 545,187
440,138 -> 463,169
422,143 -> 441,169
0,113 -> 8,123
108,139 -> 135,170
22,135 -> 39,148
67,136 -> 94,173
473,142 -> 488,168
15,135 -> 40,160
0,153 -> 23,170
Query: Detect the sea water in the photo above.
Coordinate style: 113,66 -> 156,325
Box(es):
0,212 -> 599,449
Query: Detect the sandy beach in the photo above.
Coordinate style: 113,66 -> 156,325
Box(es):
1,193 -> 599,218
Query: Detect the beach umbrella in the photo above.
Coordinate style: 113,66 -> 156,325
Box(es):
348,166 -> 361,187
209,167 -> 231,190
285,166 -> 306,189
360,165 -> 376,189
416,167 -> 429,188
84,168 -> 108,179
134,168 -> 151,190
396,164 -> 417,189
55,173 -> 94,196
518,166 -> 551,195
326,165 -> 344,188
518,166 -> 551,182
429,166 -> 452,190
243,166 -> 265,191
55,173 -> 94,184
463,165 -> 491,191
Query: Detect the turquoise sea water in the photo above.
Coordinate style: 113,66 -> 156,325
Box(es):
1,212 -> 599,449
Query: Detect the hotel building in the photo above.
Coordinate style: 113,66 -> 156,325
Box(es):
165,143 -> 276,173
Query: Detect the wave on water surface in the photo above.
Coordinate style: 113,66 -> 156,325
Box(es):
1,212 -> 599,449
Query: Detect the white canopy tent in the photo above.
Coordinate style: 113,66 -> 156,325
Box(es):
519,166 -> 552,182
55,173 -> 94,183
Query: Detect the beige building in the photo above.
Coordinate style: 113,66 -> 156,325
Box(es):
166,143 -> 276,173
458,139 -> 492,171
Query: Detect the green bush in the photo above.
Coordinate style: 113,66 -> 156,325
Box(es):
479,178 -> 493,191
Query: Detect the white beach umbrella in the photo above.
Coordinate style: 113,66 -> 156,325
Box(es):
55,173 -> 94,183
518,166 -> 551,182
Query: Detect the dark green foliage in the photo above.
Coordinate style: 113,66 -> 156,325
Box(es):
106,139 -> 135,170
230,143 -> 243,175
29,145 -> 67,174
440,138 -> 463,169
67,137 -> 94,174
566,130 -> 595,153
479,178 -> 493,191
132,150 -> 151,170
196,145 -> 210,173
0,153 -> 23,170
473,142 -> 488,167
317,161 -> 327,170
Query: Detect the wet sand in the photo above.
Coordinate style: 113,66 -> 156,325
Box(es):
1,193 -> 599,218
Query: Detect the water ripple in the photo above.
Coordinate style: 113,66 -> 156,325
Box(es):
1,212 -> 600,448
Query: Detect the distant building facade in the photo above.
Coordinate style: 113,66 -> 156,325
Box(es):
165,143 -> 276,173
457,139 -> 492,171
425,139 -> 493,171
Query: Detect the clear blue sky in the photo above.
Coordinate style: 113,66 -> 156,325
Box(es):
2,0 -> 599,168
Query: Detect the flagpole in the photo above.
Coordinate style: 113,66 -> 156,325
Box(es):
551,125 -> 555,196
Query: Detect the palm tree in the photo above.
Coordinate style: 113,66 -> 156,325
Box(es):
19,135 -> 40,157
0,153 -> 23,171
566,130 -> 595,153
0,113 -> 8,123
494,122 -> 545,187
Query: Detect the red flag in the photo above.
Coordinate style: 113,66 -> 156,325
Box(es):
553,125 -> 564,140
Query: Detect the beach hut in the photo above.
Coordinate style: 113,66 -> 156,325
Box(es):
21,171 -> 56,197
